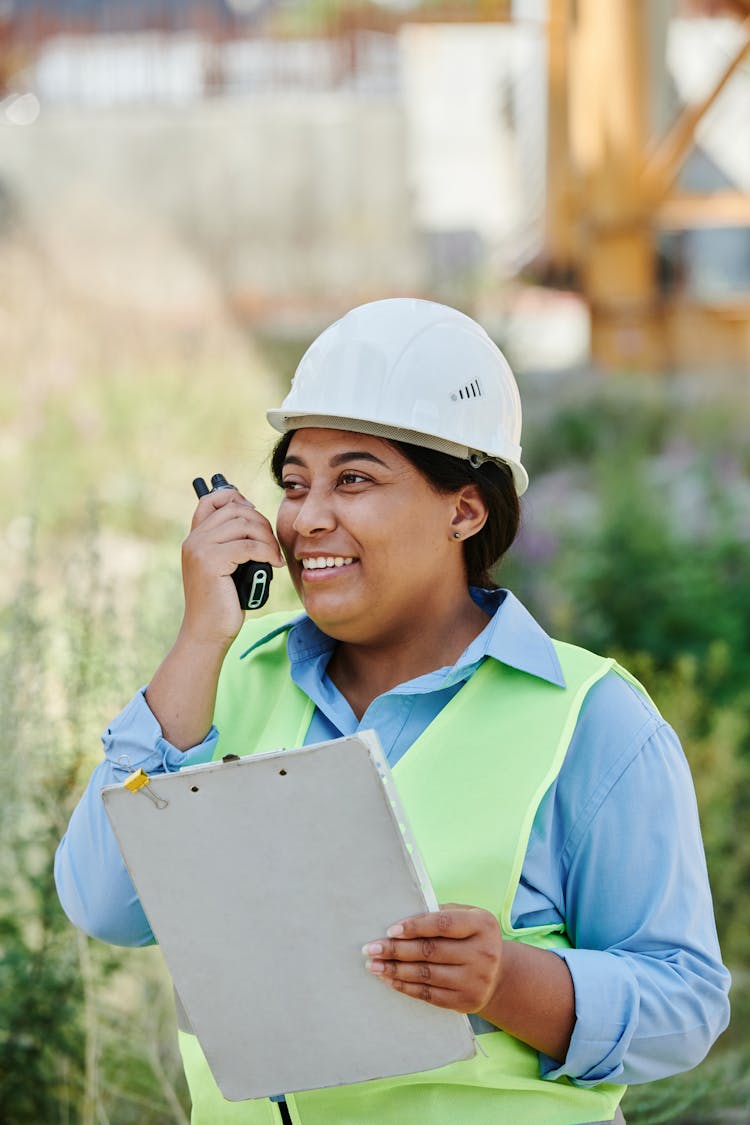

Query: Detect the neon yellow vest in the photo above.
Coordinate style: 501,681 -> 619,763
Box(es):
179,612 -> 632,1124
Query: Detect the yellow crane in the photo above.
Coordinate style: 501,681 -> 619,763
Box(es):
546,0 -> 750,369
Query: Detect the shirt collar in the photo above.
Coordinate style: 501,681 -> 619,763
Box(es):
471,589 -> 566,687
242,589 -> 565,688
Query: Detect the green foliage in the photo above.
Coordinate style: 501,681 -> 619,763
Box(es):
521,373 -> 672,477
0,931 -> 81,1121
0,540 -> 84,1121
0,523 -> 190,1123
1,345 -> 282,541
558,452 -> 750,698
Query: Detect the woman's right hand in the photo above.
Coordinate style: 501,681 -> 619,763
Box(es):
145,484 -> 285,751
180,486 -> 286,649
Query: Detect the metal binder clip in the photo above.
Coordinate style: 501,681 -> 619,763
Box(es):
123,768 -> 169,809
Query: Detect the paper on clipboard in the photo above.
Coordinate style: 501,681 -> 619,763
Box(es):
102,732 -> 476,1101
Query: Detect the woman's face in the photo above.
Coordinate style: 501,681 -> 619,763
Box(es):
275,428 -> 476,645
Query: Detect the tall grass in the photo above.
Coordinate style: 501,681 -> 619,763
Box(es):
0,514 -> 195,1123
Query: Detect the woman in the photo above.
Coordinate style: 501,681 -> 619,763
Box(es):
56,299 -> 730,1125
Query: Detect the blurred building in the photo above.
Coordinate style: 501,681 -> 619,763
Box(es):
1,0 -> 748,369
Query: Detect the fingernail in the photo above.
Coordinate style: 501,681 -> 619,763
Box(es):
386,924 -> 404,938
365,959 -> 385,974
362,942 -> 383,956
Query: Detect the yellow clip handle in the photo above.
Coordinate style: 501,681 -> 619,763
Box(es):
123,768 -> 169,809
124,768 -> 150,793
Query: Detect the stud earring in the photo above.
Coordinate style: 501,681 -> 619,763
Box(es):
453,531 -> 461,540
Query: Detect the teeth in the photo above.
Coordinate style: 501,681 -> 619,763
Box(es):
302,556 -> 354,570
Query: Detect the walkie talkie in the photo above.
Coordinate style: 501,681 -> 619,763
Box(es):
192,473 -> 273,610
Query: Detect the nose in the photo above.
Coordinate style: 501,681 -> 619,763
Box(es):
292,486 -> 337,538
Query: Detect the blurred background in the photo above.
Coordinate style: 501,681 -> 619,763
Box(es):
1,1 -> 748,1121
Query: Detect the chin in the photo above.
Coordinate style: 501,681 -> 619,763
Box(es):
302,597 -> 367,642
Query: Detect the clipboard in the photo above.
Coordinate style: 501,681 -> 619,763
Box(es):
101,731 -> 476,1101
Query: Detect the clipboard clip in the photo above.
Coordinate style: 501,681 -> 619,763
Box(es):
123,768 -> 169,810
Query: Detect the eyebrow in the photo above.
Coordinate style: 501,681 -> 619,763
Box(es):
282,451 -> 390,470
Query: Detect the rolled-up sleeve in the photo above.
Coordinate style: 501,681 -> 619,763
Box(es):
55,688 -> 217,947
531,676 -> 731,1086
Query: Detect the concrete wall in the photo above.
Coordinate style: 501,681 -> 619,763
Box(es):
1,95 -> 423,325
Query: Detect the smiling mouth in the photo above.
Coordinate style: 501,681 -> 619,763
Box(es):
300,556 -> 356,571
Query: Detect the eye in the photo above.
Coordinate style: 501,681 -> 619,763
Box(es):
338,470 -> 370,486
281,478 -> 306,494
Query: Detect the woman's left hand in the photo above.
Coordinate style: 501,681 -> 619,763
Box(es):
362,904 -> 504,1015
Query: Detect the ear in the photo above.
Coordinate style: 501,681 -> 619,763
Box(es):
449,484 -> 488,541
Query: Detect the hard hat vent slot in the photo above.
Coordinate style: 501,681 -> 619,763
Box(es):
451,379 -> 483,403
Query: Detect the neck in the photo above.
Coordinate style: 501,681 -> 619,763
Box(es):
327,593 -> 490,721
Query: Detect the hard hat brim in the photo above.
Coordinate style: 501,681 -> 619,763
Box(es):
265,410 -> 529,497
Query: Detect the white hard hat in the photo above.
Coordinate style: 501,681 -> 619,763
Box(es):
266,297 -> 528,496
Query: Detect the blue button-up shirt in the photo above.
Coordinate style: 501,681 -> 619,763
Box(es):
55,589 -> 730,1089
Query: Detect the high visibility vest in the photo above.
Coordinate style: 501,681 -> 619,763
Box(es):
179,611 -> 634,1124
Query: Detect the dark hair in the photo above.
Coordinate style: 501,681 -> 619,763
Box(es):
271,430 -> 520,588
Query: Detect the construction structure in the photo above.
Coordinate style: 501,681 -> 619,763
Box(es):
545,0 -> 750,369
1,0 -> 748,370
